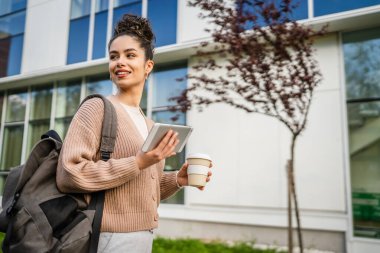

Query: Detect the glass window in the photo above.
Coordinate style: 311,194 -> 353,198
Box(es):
0,11 -> 26,37
70,0 -> 91,19
152,65 -> 187,108
0,0 -> 27,16
55,80 -> 81,138
0,36 -> 11,77
241,0 -> 308,29
147,0 -> 177,47
67,0 -> 91,64
86,75 -> 113,96
6,89 -> 27,123
92,0 -> 109,60
0,10 -> 26,77
67,17 -> 90,64
343,27 -> 380,239
344,29 -> 380,100
151,63 -> 187,205
314,0 -> 380,17
27,85 -> 52,155
113,0 -> 141,29
96,0 -> 109,12
7,34 -> 23,76
1,125 -> 24,170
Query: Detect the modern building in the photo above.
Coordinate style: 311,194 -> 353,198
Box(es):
1,0 -> 380,252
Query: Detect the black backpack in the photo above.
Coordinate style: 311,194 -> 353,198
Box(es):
0,94 -> 117,253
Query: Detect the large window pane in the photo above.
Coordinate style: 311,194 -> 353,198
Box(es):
67,17 -> 90,64
0,11 -> 26,37
96,0 -> 109,12
0,10 -> 26,77
1,125 -> 24,170
27,85 -> 53,155
114,0 -> 139,8
152,64 -> 187,108
55,80 -> 81,138
343,28 -> 380,100
0,0 -> 27,16
113,1 -> 141,28
27,120 -> 50,156
0,93 -> 4,122
86,75 -> 113,96
147,0 -> 177,47
152,110 -> 185,125
92,10 -> 108,59
153,110 -> 186,204
314,0 -> 380,17
0,37 -> 10,77
30,85 -> 53,120
7,34 -> 23,76
70,0 -> 91,19
348,102 -> 380,239
56,80 -> 81,118
241,0 -> 308,29
6,89 -> 27,123
344,27 -> 380,240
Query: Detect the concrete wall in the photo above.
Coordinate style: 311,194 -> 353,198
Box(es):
22,0 -> 71,73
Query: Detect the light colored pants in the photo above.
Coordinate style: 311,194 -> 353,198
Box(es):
97,230 -> 154,253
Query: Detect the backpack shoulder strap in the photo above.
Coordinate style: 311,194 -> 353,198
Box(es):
80,94 -> 118,161
80,94 -> 118,253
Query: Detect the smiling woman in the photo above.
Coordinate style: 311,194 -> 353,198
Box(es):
56,14 -> 213,253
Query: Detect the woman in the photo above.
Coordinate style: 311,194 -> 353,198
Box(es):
57,14 -> 212,253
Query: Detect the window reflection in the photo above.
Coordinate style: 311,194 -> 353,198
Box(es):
92,0 -> 109,59
314,0 -> 380,17
86,75 -> 113,96
344,27 -> 380,239
151,63 -> 187,205
112,0 -> 141,30
55,80 -> 81,138
147,0 -> 177,47
152,64 -> 187,108
27,85 -> 52,156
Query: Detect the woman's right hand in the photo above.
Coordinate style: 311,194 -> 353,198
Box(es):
136,130 -> 179,170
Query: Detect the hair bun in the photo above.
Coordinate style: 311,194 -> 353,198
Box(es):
113,14 -> 155,44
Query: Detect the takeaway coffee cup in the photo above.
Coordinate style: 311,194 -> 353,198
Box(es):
186,153 -> 212,187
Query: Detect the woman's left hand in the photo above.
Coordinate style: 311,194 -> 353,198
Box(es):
176,162 -> 213,191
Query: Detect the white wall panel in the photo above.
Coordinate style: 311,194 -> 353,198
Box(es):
186,32 -> 346,213
177,0 -> 213,43
22,0 -> 71,73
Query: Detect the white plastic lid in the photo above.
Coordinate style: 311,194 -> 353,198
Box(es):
186,153 -> 212,161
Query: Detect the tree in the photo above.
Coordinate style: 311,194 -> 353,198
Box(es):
171,1 -> 326,252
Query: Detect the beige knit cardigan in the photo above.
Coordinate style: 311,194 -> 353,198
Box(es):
56,96 -> 180,232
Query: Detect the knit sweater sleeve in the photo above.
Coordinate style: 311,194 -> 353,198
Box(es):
160,171 -> 181,200
56,98 -> 140,193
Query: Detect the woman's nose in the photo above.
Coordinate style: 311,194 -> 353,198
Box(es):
116,56 -> 126,67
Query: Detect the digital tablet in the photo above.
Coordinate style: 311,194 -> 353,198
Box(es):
141,123 -> 193,153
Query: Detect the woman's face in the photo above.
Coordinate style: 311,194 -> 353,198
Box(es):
108,35 -> 153,91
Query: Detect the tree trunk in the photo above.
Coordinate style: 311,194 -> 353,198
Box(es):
289,135 -> 304,253
287,160 -> 293,253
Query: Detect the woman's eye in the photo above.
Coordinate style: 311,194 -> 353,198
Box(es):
110,55 -> 118,60
127,54 -> 135,58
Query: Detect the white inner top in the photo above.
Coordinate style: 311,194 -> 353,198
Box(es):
121,103 -> 148,140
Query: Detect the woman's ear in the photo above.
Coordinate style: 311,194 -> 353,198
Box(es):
145,60 -> 154,76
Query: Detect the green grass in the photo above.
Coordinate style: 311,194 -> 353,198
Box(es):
153,237 -> 286,253
0,233 -> 285,253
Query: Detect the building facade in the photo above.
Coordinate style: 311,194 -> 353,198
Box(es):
1,0 -> 380,252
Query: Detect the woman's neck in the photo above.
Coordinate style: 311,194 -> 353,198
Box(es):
115,88 -> 142,107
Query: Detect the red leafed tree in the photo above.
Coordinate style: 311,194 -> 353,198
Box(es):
171,0 -> 326,252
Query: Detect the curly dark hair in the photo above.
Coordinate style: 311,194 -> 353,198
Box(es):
108,14 -> 155,60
